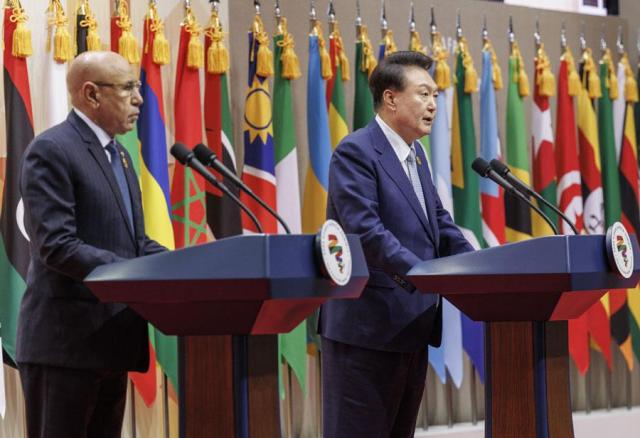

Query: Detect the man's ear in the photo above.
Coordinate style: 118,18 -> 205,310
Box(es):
382,89 -> 396,112
83,83 -> 100,108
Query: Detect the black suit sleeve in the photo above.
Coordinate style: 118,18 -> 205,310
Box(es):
21,138 -> 126,281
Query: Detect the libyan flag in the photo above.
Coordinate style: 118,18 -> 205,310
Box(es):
1,5 -> 34,364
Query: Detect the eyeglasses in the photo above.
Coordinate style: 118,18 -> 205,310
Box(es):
94,81 -> 142,96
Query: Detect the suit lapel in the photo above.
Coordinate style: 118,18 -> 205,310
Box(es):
368,122 -> 432,237
69,112 -> 136,244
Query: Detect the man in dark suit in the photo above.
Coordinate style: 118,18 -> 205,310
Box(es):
17,51 -> 166,438
319,51 -> 474,437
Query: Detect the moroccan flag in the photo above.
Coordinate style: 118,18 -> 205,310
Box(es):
479,42 -> 506,247
42,0 -> 71,128
241,15 -> 277,234
531,43 -> 558,237
75,0 -> 100,56
427,33 -> 463,388
577,48 -> 612,369
353,25 -> 376,131
556,48 -> 588,373
110,1 -> 158,407
505,43 -> 532,242
204,9 -> 241,239
326,22 -> 349,150
273,17 -> 306,397
451,37 -> 484,381
616,55 -> 640,363
1,0 -> 33,364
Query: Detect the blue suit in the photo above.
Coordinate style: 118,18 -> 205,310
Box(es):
319,119 -> 472,437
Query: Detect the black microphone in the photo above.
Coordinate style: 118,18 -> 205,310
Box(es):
489,159 -> 579,235
472,157 -> 558,235
193,143 -> 292,234
170,143 -> 264,234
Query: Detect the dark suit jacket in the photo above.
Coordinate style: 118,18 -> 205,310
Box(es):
16,111 -> 165,371
319,119 -> 473,352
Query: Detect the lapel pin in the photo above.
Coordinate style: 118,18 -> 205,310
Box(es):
416,155 -> 422,166
119,151 -> 129,169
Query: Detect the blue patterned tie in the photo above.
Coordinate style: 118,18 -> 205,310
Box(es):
406,145 -> 428,221
105,141 -> 134,232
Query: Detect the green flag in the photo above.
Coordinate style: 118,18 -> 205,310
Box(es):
273,27 -> 307,398
352,27 -> 376,131
505,46 -> 533,242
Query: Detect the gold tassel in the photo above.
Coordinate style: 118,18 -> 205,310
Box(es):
409,31 -> 424,54
588,71 -> 602,99
87,28 -> 101,51
359,26 -> 377,77
312,22 -> 332,80
335,34 -> 350,81
383,30 -> 397,57
205,11 -> 229,74
535,44 -> 555,97
251,16 -> 273,77
115,2 -> 140,64
280,41 -> 301,79
10,7 -> 33,58
602,49 -> 618,100
458,38 -> 477,93
511,42 -> 529,97
183,8 -> 203,69
119,30 -> 140,64
563,48 -> 581,97
54,24 -> 73,62
582,48 -> 601,99
621,54 -> 639,103
79,2 -> 101,52
484,40 -> 503,90
153,31 -> 170,65
432,32 -> 451,90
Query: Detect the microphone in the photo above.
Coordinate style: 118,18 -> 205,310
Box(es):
489,159 -> 579,235
472,157 -> 558,235
170,143 -> 264,234
193,144 -> 292,234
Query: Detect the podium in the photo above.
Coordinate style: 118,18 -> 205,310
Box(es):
85,234 -> 368,438
408,234 -> 640,438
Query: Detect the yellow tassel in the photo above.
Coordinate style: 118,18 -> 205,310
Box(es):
608,70 -> 618,100
339,48 -> 350,81
12,20 -> 32,58
409,31 -> 424,54
320,44 -> 332,79
588,71 -> 602,99
434,60 -> 451,90
54,24 -> 73,62
464,63 -> 478,94
152,30 -> 170,65
256,39 -> 274,77
568,69 -> 581,96
539,68 -> 555,97
9,6 -> 32,58
280,43 -> 301,79
383,30 -> 397,57
119,30 -> 140,64
206,40 -> 229,74
621,55 -> 639,103
87,28 -> 101,51
187,32 -> 204,69
484,42 -> 503,91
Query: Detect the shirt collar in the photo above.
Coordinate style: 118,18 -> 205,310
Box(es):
74,108 -> 113,148
375,114 -> 413,163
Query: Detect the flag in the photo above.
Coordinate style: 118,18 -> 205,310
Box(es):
327,21 -> 349,150
427,31 -> 463,388
531,43 -> 558,237
598,49 -> 631,370
75,0 -> 100,55
42,0 -> 71,129
303,22 -> 333,351
352,25 -> 376,131
479,40 -> 506,247
616,55 -> 640,363
505,42 -> 532,242
577,47 -> 612,369
451,37 -> 484,382
241,14 -> 277,234
204,8 -> 241,239
556,47 -> 588,373
272,16 -> 306,397
110,0 -> 158,407
0,0 -> 34,364
169,9 -> 208,394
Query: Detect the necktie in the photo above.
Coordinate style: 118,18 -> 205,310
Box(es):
105,141 -> 134,233
406,145 -> 428,221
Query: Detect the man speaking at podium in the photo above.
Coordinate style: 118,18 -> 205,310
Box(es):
319,51 -> 474,437
17,51 -> 165,438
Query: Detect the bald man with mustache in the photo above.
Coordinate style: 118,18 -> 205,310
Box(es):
17,51 -> 166,438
